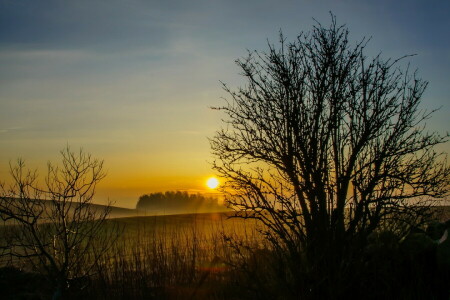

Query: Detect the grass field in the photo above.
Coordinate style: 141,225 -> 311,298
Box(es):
0,211 -> 266,299
1,207 -> 449,299
77,212 -> 270,299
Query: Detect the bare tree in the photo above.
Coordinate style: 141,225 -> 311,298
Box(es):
210,15 -> 449,288
0,147 -> 118,298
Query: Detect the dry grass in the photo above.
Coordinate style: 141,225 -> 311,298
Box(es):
84,212 -> 264,300
1,207 -> 449,299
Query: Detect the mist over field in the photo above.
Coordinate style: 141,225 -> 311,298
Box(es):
1,1 -> 450,299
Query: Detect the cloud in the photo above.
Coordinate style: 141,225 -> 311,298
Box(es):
174,130 -> 203,136
0,48 -> 92,60
0,0 -> 177,53
0,127 -> 22,134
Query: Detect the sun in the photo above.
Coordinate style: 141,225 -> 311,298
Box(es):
206,177 -> 219,189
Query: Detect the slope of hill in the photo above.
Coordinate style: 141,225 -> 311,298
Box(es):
0,197 -> 230,224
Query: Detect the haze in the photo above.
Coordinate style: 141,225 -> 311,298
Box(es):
1,0 -> 449,208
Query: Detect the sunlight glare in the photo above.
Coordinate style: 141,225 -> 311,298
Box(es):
206,177 -> 219,189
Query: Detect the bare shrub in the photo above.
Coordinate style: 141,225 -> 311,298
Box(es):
0,147 -> 119,298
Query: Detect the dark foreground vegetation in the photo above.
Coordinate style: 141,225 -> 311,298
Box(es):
2,14 -> 450,300
0,210 -> 449,300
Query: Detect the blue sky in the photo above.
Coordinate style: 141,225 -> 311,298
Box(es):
1,0 -> 449,207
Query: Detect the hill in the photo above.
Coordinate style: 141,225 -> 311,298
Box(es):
0,197 -> 230,225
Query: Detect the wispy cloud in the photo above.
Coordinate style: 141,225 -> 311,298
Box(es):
175,130 -> 203,135
0,48 -> 93,61
0,127 -> 22,134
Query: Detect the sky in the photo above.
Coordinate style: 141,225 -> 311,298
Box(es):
1,0 -> 449,208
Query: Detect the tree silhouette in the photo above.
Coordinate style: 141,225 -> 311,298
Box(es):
210,15 -> 449,295
0,147 -> 118,298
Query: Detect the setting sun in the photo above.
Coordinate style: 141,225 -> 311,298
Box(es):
206,177 -> 219,189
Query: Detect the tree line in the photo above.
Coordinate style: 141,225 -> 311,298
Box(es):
136,191 -> 226,213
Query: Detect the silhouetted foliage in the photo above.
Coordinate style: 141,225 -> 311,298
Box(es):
0,266 -> 51,300
210,14 -> 450,298
0,147 -> 119,299
136,191 -> 226,214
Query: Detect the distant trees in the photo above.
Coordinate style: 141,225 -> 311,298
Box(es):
0,147 -> 118,298
210,15 -> 449,297
137,191 -> 226,214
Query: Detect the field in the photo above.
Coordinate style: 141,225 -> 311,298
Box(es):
90,212 -> 266,299
0,211 -> 266,299
1,207 -> 449,299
